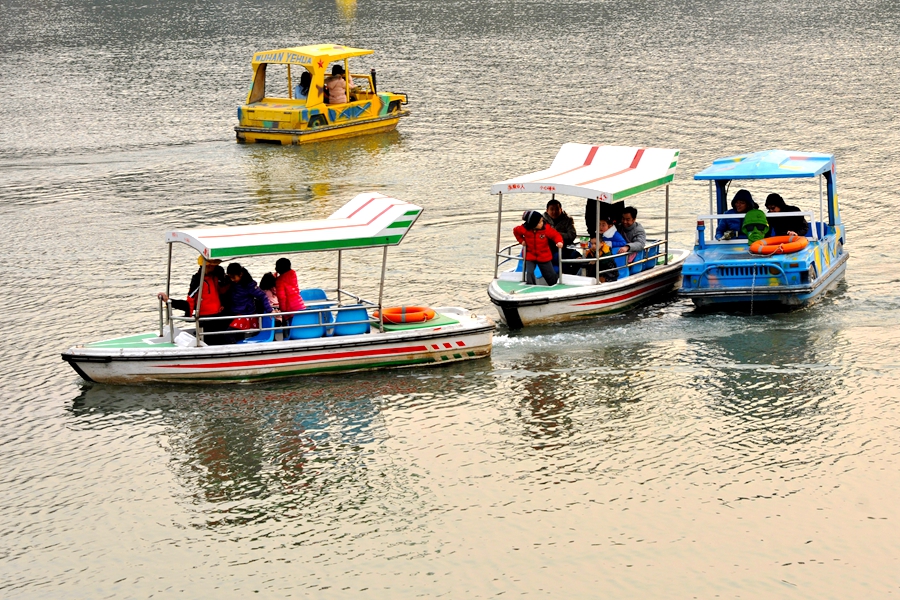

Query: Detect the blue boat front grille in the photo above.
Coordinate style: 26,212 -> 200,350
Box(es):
713,265 -> 774,278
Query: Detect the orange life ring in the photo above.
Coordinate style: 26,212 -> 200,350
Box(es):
749,235 -> 809,255
373,306 -> 437,324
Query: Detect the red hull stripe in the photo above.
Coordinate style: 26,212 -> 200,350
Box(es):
158,344 -> 431,369
576,148 -> 645,187
572,277 -> 670,306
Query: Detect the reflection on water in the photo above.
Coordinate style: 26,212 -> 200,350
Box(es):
4,0 -> 900,595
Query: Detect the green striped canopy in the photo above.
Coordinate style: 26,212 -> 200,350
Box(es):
166,193 -> 423,260
490,144 -> 679,202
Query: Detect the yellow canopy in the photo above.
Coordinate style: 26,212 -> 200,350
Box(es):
251,44 -> 373,68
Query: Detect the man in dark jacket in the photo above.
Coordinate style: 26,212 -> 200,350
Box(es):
765,193 -> 809,237
543,199 -> 582,275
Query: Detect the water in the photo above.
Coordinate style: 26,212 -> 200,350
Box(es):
2,0 -> 900,596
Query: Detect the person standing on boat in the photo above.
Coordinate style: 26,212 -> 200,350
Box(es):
543,199 -> 581,275
616,206 -> 646,259
765,193 -> 809,237
157,257 -> 232,344
514,210 -> 563,286
274,258 -> 307,324
715,189 -> 758,240
224,263 -> 272,317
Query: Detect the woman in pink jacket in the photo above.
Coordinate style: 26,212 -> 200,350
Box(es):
274,258 -> 306,323
513,210 -> 563,286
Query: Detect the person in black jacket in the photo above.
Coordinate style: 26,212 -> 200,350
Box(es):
765,193 -> 809,237
543,199 -> 581,275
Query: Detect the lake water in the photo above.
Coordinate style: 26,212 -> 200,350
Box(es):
2,0 -> 900,596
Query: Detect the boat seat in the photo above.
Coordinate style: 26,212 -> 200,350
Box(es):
288,310 -> 325,340
809,222 -> 829,238
614,254 -> 629,279
629,249 -> 645,275
239,316 -> 275,344
642,244 -> 659,271
300,288 -> 335,325
333,305 -> 371,336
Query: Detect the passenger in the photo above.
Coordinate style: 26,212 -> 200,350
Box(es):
584,199 -> 624,240
156,257 -> 232,344
223,263 -> 273,334
274,258 -> 307,326
514,210 -> 563,286
740,209 -> 770,244
765,193 -> 809,237
259,272 -> 282,325
293,70 -> 312,101
616,206 -> 646,259
594,216 -> 628,283
543,198 -> 581,275
325,65 -> 349,104
715,189 -> 758,240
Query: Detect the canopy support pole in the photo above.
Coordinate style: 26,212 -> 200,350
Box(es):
594,198 -> 601,284
377,246 -> 388,333
195,260 -> 207,346
337,250 -> 343,306
494,192 -> 503,280
664,185 -> 670,265
163,242 -> 173,339
287,64 -> 293,99
819,175 -> 824,228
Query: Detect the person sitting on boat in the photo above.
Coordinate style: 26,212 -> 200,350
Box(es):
223,263 -> 273,334
259,272 -> 282,325
157,257 -> 233,344
715,189 -> 758,240
589,216 -> 628,283
514,210 -> 563,286
584,199 -> 624,241
765,193 -> 809,237
543,199 -> 581,275
293,70 -> 312,101
616,206 -> 646,261
740,209 -> 770,244
325,65 -> 350,104
274,258 -> 307,325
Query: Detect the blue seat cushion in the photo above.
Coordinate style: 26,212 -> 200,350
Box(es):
288,310 -> 325,339
333,305 -> 370,336
239,316 -> 275,344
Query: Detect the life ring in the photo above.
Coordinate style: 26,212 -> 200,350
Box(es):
373,306 -> 436,323
749,235 -> 809,255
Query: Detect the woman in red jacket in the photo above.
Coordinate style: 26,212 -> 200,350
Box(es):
274,258 -> 307,323
513,210 -> 564,286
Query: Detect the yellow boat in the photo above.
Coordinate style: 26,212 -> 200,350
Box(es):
234,43 -> 409,145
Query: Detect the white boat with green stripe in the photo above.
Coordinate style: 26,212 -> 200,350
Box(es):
63,192 -> 494,384
488,144 -> 689,328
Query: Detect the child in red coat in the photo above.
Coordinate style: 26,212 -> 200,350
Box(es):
513,210 -> 564,286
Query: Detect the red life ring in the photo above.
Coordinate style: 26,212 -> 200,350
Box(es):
749,235 -> 809,255
373,306 -> 437,323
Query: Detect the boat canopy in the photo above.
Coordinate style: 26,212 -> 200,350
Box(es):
165,193 -> 422,260
490,144 -> 679,202
694,150 -> 834,180
251,44 -> 373,67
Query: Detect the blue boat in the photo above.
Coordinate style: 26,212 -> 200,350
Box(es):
679,150 -> 848,308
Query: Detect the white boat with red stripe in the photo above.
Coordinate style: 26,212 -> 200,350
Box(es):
63,193 -> 494,384
488,144 -> 689,328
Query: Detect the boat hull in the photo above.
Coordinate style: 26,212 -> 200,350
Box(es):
235,112 -> 407,145
488,250 -> 688,328
62,309 -> 493,384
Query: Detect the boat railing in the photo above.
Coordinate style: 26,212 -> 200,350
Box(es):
698,211 -> 820,243
158,295 -> 381,344
497,239 -> 666,284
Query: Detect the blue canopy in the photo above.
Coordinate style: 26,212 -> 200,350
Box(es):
694,150 -> 834,180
